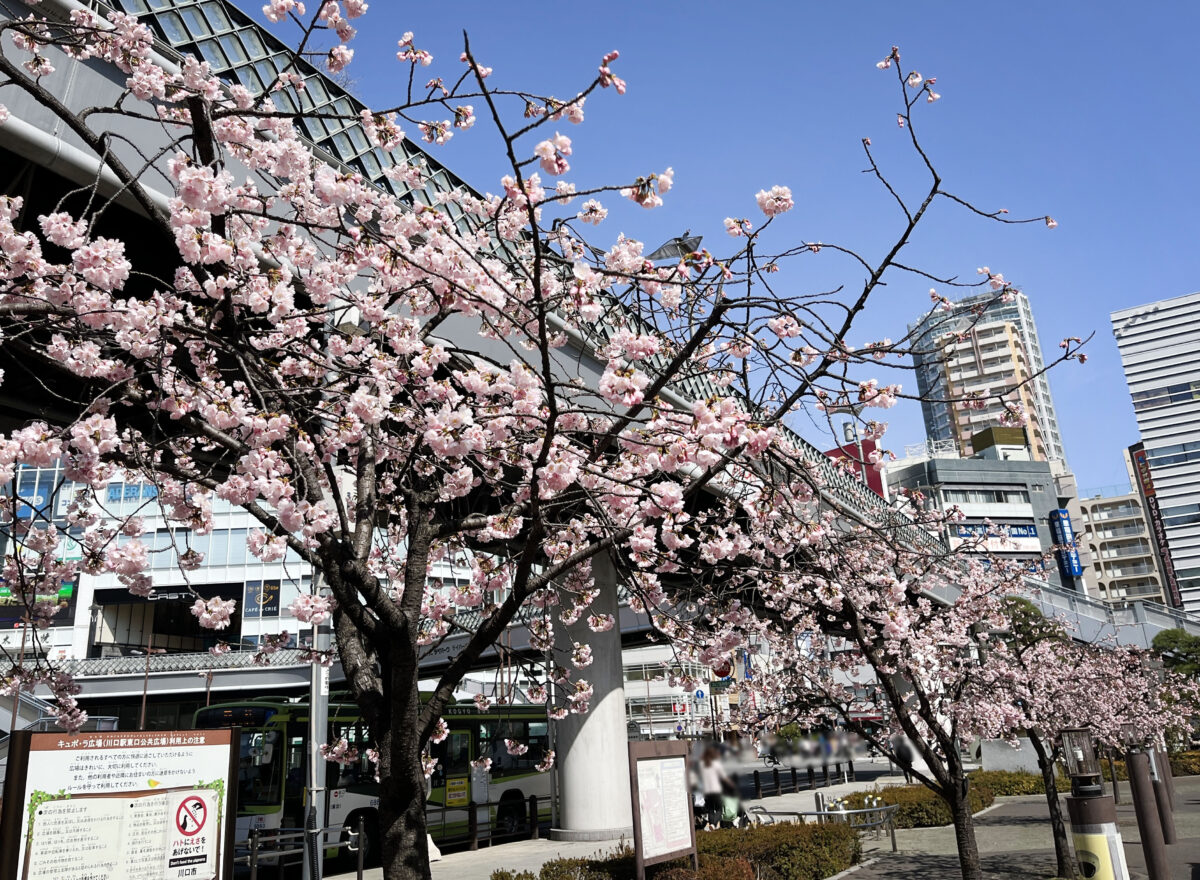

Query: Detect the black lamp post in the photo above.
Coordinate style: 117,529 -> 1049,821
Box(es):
1060,727 -> 1130,880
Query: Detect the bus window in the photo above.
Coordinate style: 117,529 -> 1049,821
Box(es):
238,730 -> 283,807
428,730 -> 470,799
482,720 -> 545,778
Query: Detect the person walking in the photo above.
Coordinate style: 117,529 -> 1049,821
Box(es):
889,733 -> 915,784
698,745 -> 731,828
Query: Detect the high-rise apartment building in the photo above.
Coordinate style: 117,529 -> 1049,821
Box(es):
1112,292 -> 1200,613
910,291 -> 1065,466
1079,486 -> 1170,606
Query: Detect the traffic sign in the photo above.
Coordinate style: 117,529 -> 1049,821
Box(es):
694,689 -> 705,700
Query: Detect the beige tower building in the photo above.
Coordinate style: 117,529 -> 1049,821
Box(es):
1078,448 -> 1170,605
910,291 -> 1065,466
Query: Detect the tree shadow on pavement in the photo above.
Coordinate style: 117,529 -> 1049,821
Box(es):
858,851 -> 1058,879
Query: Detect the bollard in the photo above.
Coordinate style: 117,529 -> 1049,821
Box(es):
467,800 -> 479,851
848,760 -> 856,782
356,816 -> 365,880
249,828 -> 260,880
824,764 -> 831,788
528,795 -> 540,840
772,767 -> 781,796
833,762 -> 841,783
1107,750 -> 1121,804
1156,748 -> 1176,811
1127,751 -> 1168,880
888,811 -> 897,852
807,767 -> 815,789
1148,752 -> 1176,845
790,768 -> 798,792
815,791 -> 825,823
753,770 -> 763,799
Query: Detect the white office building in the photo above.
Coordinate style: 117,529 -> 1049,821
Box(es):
1112,292 -> 1200,612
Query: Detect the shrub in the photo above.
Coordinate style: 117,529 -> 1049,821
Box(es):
653,857 -> 754,880
968,769 -> 1068,796
694,824 -> 859,880
498,823 -> 860,880
536,859 -> 606,880
1100,750 -> 1200,781
843,782 -> 994,829
1170,751 -> 1200,776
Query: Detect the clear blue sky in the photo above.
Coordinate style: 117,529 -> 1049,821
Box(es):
258,2 -> 1200,491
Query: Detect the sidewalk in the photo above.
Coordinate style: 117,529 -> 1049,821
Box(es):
842,774 -> 1200,879
330,765 -> 1200,880
328,760 -> 911,880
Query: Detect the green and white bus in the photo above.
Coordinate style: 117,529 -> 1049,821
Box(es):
193,696 -> 553,859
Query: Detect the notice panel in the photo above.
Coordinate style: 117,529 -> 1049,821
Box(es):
628,741 -> 697,880
0,729 -> 238,880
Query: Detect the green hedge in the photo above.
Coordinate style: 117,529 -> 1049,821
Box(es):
843,782 -> 994,829
491,823 -> 861,880
1100,750 -> 1200,782
967,769 -> 1069,796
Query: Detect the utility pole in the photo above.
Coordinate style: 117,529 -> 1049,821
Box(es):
304,588 -> 331,880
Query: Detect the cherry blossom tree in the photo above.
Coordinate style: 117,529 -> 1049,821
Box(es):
962,601 -> 1199,880
724,524 -> 1031,880
0,8 -> 1076,880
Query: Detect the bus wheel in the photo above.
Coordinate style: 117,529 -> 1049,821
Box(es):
495,795 -> 526,837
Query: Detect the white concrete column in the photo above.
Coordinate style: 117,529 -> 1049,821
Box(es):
550,552 -> 633,840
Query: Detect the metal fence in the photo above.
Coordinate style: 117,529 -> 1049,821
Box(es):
236,819 -> 364,880
425,793 -> 556,849
748,802 -> 899,851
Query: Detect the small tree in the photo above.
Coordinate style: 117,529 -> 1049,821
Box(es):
723,524 -> 1031,880
964,603 -> 1199,880
1151,627 -> 1200,677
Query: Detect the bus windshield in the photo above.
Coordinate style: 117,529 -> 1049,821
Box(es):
237,730 -> 283,807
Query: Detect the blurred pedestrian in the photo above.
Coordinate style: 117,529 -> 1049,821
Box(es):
698,745 -> 731,828
890,733 -> 915,784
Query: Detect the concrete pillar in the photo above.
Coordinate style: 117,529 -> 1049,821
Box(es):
551,553 -> 633,840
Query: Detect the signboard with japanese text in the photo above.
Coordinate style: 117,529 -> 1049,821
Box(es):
1129,442 -> 1183,608
0,729 -> 238,880
628,741 -> 698,880
1049,509 -> 1085,579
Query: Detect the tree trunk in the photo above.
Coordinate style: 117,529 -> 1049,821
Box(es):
377,660 -> 432,880
1030,734 -> 1077,879
947,781 -> 983,880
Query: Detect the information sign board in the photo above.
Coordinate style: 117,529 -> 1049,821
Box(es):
0,729 -> 238,880
627,741 -> 698,880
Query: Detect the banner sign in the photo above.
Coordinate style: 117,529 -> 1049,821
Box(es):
1129,443 -> 1183,608
0,729 -> 238,880
1049,509 -> 1084,579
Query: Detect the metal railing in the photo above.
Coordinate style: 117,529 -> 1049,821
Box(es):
748,803 -> 899,851
237,819 -> 364,880
425,793 -> 555,849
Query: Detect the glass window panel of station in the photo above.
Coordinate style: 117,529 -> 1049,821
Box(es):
155,10 -> 189,43
201,1 -> 233,32
197,40 -> 228,70
218,33 -> 248,65
306,77 -> 329,105
241,28 -> 267,59
180,6 -> 212,38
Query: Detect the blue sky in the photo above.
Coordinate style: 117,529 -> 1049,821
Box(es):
259,2 -> 1200,491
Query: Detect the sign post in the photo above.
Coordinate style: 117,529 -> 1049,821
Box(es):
627,741 -> 698,880
0,728 -> 238,880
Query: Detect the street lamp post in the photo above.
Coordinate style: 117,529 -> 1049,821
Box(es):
1061,728 -> 1129,880
136,632 -> 167,731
